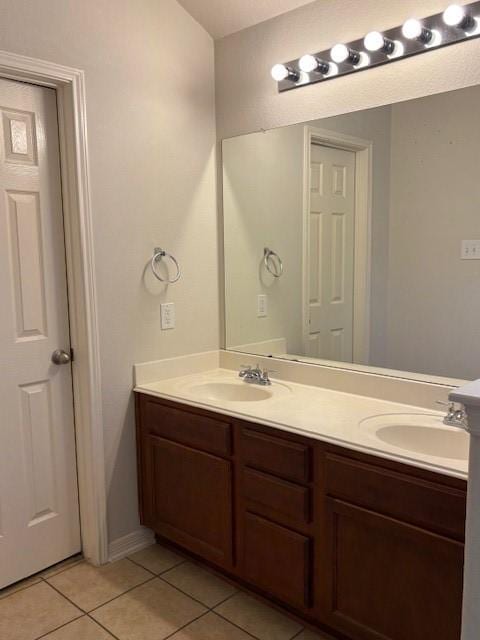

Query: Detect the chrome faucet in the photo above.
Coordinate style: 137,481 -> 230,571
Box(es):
436,401 -> 468,429
239,364 -> 274,386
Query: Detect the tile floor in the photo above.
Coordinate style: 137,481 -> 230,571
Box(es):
0,543 -> 332,640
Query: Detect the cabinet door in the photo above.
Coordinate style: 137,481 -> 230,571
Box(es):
242,512 -> 311,610
320,498 -> 464,640
144,435 -> 233,568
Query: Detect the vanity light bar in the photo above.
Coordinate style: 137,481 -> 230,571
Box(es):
272,2 -> 480,92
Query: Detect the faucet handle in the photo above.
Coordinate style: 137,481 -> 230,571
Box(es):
239,364 -> 252,378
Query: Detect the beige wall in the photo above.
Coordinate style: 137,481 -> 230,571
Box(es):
0,0 -> 218,543
215,0 -> 480,140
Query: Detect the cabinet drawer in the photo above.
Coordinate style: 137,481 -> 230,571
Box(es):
243,468 -> 311,526
243,512 -> 311,610
241,428 -> 310,483
141,396 -> 231,457
325,453 -> 466,540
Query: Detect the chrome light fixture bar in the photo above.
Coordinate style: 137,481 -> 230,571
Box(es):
272,1 -> 480,92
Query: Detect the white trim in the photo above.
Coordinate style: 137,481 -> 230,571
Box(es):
302,126 -> 373,364
0,50 -> 108,565
449,384 -> 480,640
109,528 -> 155,563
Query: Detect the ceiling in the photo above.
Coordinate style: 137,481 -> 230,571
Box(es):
177,0 -> 315,39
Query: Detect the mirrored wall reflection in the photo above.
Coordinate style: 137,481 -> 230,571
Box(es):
223,85 -> 480,382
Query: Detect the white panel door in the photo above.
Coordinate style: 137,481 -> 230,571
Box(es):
0,78 -> 80,588
307,143 -> 355,361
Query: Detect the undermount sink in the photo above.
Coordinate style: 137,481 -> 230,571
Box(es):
184,381 -> 290,403
360,414 -> 469,461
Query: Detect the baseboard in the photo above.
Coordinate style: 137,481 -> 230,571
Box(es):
108,527 -> 155,563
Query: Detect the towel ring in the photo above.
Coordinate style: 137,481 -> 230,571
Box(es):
151,247 -> 181,284
264,247 -> 283,278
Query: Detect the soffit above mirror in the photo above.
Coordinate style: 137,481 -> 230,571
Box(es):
176,0 -> 314,39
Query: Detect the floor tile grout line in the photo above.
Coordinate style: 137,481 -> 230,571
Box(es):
211,609 -> 265,640
0,555 -> 84,604
0,579 -> 43,603
86,575 -> 158,614
38,555 -> 84,581
43,578 -> 92,614
162,610 -> 213,640
45,572 -> 157,616
157,573 -> 230,610
210,610 -> 265,640
86,612 -> 122,640
208,589 -> 240,610
127,555 -> 187,575
33,611 -> 84,640
122,556 -> 157,577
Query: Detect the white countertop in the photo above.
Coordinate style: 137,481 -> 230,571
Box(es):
135,367 -> 468,480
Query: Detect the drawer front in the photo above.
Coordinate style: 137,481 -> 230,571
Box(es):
243,512 -> 311,610
325,453 -> 466,540
241,428 -> 310,484
243,467 -> 311,527
141,396 -> 231,457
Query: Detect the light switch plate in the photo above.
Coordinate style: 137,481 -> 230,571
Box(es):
461,240 -> 480,260
257,294 -> 268,317
160,302 -> 175,329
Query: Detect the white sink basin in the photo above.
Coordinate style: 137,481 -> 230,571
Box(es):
183,381 -> 290,403
360,414 -> 469,461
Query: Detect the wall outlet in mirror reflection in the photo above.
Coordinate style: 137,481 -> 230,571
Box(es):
257,294 -> 268,318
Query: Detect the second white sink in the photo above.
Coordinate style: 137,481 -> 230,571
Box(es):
360,414 -> 469,461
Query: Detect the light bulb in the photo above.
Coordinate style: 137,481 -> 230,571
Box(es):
443,4 -> 466,26
443,4 -> 476,30
402,18 -> 433,42
330,43 -> 349,63
299,55 -> 317,72
331,43 -> 360,65
402,18 -> 422,39
364,31 -> 396,54
271,64 -> 289,81
364,31 -> 384,51
299,54 -> 330,74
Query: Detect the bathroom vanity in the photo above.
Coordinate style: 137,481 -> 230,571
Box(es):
134,366 -> 467,640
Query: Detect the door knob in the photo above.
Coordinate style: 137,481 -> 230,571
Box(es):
51,349 -> 71,365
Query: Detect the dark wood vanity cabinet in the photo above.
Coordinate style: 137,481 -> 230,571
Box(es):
135,392 -> 467,640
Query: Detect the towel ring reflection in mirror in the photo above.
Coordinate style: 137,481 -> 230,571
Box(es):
264,247 -> 284,278
151,247 -> 181,284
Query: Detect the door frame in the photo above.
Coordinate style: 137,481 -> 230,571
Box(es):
302,125 -> 373,364
0,50 -> 107,565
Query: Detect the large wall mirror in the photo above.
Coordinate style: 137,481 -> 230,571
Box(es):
222,84 -> 480,382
